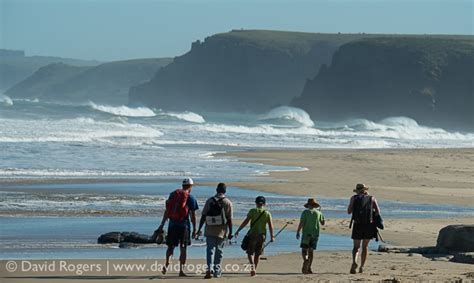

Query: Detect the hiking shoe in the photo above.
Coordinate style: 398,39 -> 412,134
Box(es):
350,263 -> 358,274
204,271 -> 212,279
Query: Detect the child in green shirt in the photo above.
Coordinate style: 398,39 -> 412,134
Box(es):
235,196 -> 275,276
296,198 -> 325,274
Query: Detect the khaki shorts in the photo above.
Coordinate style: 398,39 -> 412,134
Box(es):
246,233 -> 266,256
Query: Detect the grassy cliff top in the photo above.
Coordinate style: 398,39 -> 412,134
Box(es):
206,29 -> 474,55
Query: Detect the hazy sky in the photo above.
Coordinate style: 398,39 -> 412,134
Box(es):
1,0 -> 472,61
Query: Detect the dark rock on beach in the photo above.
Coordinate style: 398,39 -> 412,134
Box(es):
437,225 -> 474,253
97,231 -> 154,245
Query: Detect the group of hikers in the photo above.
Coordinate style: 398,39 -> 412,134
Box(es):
156,178 -> 382,278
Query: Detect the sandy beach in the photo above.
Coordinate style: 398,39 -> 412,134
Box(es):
1,148 -> 473,282
223,148 -> 474,206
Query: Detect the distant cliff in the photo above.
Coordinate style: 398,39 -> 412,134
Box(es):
0,49 -> 100,91
6,58 -> 172,104
293,37 -> 474,130
129,30 -> 375,112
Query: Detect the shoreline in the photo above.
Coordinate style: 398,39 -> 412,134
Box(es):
218,148 -> 474,207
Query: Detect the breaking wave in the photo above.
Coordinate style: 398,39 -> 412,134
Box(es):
0,94 -> 13,106
89,102 -> 156,117
160,111 -> 205,123
259,106 -> 315,127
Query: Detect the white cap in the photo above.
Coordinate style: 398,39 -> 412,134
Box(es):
182,178 -> 194,186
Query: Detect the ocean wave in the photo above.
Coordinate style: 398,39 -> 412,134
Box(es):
320,117 -> 474,141
0,117 -> 163,144
88,102 -> 156,117
161,111 -> 205,123
0,168 -> 194,177
196,124 -> 322,135
12,97 -> 39,103
0,94 -> 13,106
259,106 -> 315,127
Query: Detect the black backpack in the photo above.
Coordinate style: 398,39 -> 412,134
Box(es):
351,195 -> 373,225
205,197 -> 226,225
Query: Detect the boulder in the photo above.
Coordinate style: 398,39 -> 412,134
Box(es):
97,232 -> 121,244
97,231 -> 154,244
451,252 -> 474,264
436,225 -> 474,253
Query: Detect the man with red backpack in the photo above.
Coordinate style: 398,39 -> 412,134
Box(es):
157,178 -> 199,277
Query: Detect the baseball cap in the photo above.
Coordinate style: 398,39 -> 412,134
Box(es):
255,196 -> 266,204
182,178 -> 194,186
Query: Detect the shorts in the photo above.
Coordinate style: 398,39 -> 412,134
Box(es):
351,222 -> 376,240
246,233 -> 266,256
300,234 -> 318,250
166,225 -> 190,248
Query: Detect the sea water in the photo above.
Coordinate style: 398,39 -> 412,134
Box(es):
1,98 -> 473,259
1,183 -> 473,259
1,98 -> 473,181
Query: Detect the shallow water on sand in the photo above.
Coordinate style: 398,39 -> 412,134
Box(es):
1,182 -> 472,259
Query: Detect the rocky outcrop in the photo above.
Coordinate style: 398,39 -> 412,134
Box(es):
293,37 -> 474,130
6,58 -> 172,104
437,225 -> 474,253
379,225 -> 474,264
97,231 -> 154,245
0,49 -> 99,91
129,30 -> 375,112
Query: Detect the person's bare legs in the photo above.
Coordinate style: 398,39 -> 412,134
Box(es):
247,254 -> 256,276
254,254 -> 260,270
359,239 -> 370,273
179,246 -> 187,276
307,248 -> 314,273
351,240 -> 361,274
162,246 -> 174,274
301,248 -> 309,274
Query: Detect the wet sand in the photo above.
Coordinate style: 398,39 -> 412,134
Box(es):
1,148 -> 473,282
221,148 -> 474,206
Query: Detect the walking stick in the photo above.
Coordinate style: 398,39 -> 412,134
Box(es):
260,221 -> 293,260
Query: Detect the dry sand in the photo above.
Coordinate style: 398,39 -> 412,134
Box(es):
1,149 -> 473,282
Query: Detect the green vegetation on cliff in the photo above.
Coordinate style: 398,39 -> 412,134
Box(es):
6,58 -> 172,104
129,30 -> 376,112
0,49 -> 100,91
293,37 -> 474,130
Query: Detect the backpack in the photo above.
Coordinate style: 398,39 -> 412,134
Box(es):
166,189 -> 190,222
351,195 -> 373,225
205,197 -> 226,226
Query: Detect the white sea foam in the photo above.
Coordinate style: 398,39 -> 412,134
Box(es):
259,106 -> 315,127
0,117 -> 163,144
0,168 -> 192,177
162,111 -> 205,123
89,102 -> 156,117
12,98 -> 39,103
0,94 -> 13,106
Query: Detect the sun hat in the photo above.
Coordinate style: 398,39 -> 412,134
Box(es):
354,183 -> 369,193
182,178 -> 194,186
255,196 -> 266,204
304,198 -> 320,208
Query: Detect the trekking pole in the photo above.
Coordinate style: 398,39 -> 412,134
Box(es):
260,221 -> 292,260
263,221 -> 292,249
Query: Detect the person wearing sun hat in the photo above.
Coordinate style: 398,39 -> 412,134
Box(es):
296,197 -> 325,274
347,183 -> 381,274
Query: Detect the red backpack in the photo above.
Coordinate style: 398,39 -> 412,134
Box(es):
166,189 -> 190,222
